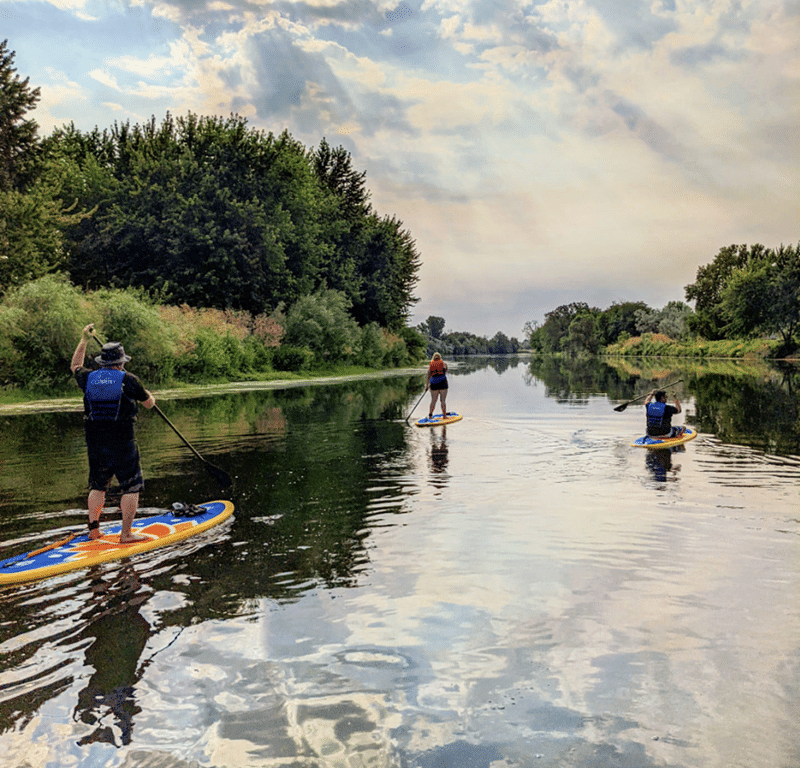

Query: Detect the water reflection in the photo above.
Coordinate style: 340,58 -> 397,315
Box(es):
73,565 -> 150,747
428,427 -> 449,490
644,447 -> 683,484
527,355 -> 800,456
0,361 -> 799,766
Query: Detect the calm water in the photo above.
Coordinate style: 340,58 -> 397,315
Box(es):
0,357 -> 798,768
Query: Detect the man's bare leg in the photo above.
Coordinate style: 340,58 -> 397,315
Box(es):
88,489 -> 105,540
119,492 -> 148,544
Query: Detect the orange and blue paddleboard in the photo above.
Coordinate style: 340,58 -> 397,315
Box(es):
0,500 -> 233,585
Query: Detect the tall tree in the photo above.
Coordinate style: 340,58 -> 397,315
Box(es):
0,40 -> 40,192
425,315 -> 446,339
596,301 -> 649,345
685,244 -> 768,339
720,243 -> 800,349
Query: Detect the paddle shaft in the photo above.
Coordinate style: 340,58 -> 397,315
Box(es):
614,378 -> 684,412
405,389 -> 427,423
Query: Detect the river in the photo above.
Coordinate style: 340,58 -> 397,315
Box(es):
0,356 -> 798,768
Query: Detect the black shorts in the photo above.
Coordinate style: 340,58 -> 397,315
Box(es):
85,430 -> 144,493
429,377 -> 448,391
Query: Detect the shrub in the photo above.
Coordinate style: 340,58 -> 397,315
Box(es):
176,329 -> 232,381
283,290 -> 360,365
93,288 -> 178,383
0,275 -> 91,388
272,345 -> 314,371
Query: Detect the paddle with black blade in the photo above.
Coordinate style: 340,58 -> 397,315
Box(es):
613,378 -> 683,412
90,335 -> 233,489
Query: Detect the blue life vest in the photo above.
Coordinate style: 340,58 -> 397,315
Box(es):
85,369 -> 126,421
646,401 -> 667,428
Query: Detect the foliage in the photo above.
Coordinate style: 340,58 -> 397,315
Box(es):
0,46 -> 92,295
423,315 -> 446,339
0,185 -> 68,292
0,274 -> 90,387
272,345 -> 314,372
567,313 -> 600,355
527,300 -> 698,357
634,301 -> 693,339
684,244 -> 770,340
92,288 -> 179,382
398,326 -> 427,361
38,114 -> 419,329
0,39 -> 40,192
358,323 -> 410,367
604,333 -> 778,359
528,302 -> 598,354
720,243 -> 800,350
416,316 -> 521,357
595,301 -> 650,345
283,289 -> 361,365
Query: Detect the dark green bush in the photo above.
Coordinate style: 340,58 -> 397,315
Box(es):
272,345 -> 314,371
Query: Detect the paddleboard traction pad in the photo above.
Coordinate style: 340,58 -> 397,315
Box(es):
0,500 -> 233,585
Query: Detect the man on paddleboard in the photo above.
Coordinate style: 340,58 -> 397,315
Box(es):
643,389 -> 684,439
71,324 -> 156,543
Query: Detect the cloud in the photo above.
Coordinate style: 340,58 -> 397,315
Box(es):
3,0 -> 797,337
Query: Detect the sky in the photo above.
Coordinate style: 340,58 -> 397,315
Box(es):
2,0 -> 797,338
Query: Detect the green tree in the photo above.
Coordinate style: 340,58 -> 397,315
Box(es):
720,243 -> 800,350
634,301 -> 693,339
351,213 -> 420,330
311,137 -> 370,307
566,312 -> 600,355
53,115 -> 329,314
0,274 -> 89,387
283,289 -> 361,364
685,244 -> 768,339
596,301 -> 649,345
0,146 -> 95,295
426,315 -> 446,339
45,115 -> 420,330
0,39 -> 40,192
489,331 -> 512,354
536,302 -> 596,353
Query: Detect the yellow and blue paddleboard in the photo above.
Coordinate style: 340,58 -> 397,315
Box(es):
0,500 -> 233,585
415,412 -> 463,427
631,427 -> 698,449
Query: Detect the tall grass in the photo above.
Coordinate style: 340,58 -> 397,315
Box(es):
0,278 -> 418,394
604,333 -> 780,359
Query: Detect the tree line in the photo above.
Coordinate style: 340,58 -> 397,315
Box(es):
526,241 -> 799,357
416,315 -> 522,356
0,39 -> 420,341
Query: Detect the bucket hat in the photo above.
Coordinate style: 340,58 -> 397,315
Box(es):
95,342 -> 131,366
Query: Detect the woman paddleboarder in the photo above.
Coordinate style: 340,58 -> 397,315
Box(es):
425,352 -> 449,420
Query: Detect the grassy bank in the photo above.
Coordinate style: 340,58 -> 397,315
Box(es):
0,364 -> 427,414
603,333 -> 791,359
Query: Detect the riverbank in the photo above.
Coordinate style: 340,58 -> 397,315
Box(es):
0,366 -> 427,415
603,333 -> 797,359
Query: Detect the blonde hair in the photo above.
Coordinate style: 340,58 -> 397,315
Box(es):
431,352 -> 442,361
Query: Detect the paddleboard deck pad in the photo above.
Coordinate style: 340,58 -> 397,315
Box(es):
0,500 -> 233,585
631,427 -> 698,449
415,412 -> 463,427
